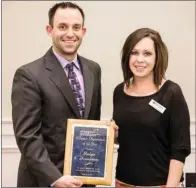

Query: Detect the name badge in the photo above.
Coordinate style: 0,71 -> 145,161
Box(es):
149,99 -> 166,113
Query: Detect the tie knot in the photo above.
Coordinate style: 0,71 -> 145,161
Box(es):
66,62 -> 74,71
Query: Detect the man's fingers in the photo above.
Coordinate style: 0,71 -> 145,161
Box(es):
55,175 -> 83,187
64,180 -> 82,187
74,179 -> 83,186
64,182 -> 76,187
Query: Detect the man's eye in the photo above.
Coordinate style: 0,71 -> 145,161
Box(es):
74,26 -> 80,30
59,25 -> 66,30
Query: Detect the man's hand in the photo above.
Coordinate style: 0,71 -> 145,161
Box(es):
54,175 -> 83,187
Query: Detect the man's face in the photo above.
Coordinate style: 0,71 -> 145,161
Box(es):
47,8 -> 86,57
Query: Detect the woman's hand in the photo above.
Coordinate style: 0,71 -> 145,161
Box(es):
108,119 -> 119,141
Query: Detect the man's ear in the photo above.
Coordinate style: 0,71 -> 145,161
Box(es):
46,25 -> 53,37
82,27 -> 86,36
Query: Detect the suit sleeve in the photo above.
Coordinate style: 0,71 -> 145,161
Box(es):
112,85 -> 119,144
95,63 -> 102,120
169,84 -> 191,163
11,68 -> 62,186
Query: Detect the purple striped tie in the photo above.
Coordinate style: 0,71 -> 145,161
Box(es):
66,62 -> 84,117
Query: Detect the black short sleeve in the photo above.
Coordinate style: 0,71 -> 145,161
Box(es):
169,84 -> 191,163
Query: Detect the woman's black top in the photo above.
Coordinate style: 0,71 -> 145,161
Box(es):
113,80 -> 191,186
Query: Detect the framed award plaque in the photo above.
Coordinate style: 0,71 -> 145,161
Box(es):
63,119 -> 114,185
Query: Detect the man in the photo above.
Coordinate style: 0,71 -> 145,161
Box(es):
11,2 -> 101,187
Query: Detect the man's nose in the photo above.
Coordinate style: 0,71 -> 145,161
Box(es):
66,28 -> 74,37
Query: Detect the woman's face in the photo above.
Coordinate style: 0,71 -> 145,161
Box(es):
129,37 -> 156,79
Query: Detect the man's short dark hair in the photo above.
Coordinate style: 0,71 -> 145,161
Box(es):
48,2 -> 85,27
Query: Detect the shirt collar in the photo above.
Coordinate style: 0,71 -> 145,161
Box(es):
52,47 -> 80,70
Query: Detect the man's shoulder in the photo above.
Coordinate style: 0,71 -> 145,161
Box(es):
16,48 -> 53,72
78,55 -> 100,70
17,56 -> 44,73
14,51 -> 48,82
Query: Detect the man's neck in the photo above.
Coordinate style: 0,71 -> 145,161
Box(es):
52,47 -> 77,62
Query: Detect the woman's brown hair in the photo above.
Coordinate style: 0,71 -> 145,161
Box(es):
121,28 -> 168,87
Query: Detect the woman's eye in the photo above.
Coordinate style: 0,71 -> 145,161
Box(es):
131,51 -> 137,55
144,52 -> 152,56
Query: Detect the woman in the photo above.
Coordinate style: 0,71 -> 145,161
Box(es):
113,28 -> 191,187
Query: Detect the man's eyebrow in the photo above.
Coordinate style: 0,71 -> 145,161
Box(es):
57,22 -> 82,26
73,23 -> 82,26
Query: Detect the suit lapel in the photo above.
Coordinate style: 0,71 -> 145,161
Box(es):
44,48 -> 81,118
79,56 -> 94,119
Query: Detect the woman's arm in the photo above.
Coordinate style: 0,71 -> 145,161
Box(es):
167,83 -> 191,187
166,159 -> 184,187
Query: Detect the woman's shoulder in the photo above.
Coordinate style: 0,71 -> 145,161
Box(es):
162,79 -> 184,97
165,80 -> 182,92
113,82 -> 124,93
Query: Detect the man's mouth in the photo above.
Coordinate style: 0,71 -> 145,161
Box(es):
62,40 -> 76,43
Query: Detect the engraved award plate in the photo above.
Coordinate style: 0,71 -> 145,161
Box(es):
63,119 -> 114,185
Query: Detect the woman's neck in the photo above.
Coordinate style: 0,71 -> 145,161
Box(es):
125,77 -> 158,96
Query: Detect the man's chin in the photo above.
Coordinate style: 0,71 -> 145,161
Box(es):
62,49 -> 77,56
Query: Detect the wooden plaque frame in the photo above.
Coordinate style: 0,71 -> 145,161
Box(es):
63,119 -> 114,185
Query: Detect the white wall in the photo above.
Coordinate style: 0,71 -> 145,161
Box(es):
2,1 -> 195,119
2,1 -> 195,187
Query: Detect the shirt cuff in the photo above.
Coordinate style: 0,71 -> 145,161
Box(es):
171,149 -> 190,163
50,179 -> 58,187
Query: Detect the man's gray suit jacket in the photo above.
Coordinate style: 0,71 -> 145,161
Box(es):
11,48 -> 102,187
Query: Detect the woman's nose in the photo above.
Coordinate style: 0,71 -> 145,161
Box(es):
136,55 -> 145,63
